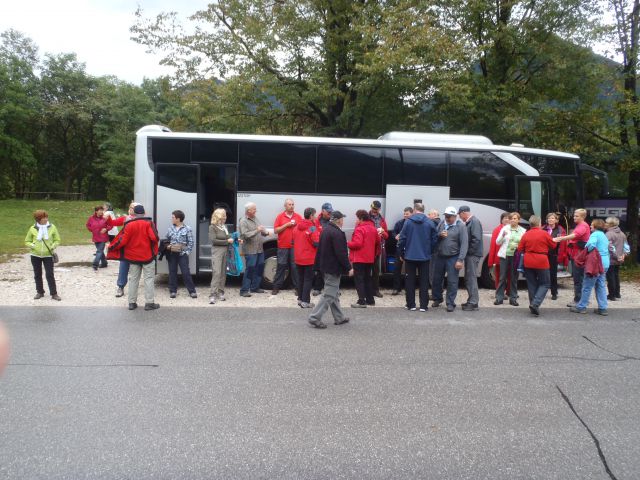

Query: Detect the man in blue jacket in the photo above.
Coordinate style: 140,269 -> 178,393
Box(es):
398,203 -> 438,312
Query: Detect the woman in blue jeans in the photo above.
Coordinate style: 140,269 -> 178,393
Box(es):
570,219 -> 610,315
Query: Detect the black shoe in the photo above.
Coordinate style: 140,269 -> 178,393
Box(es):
128,303 -> 137,310
169,292 -> 176,299
462,303 -> 478,311
366,301 -> 376,306
240,292 -> 252,297
308,320 -> 327,329
509,300 -> 519,307
251,288 -> 266,293
607,296 -> 617,301
373,291 -> 383,298
34,293 -> 44,300
144,303 -> 160,311
189,292 -> 198,298
461,302 -> 468,307
351,303 -> 367,308
493,300 -> 503,305
529,305 -> 540,316
446,305 -> 455,312
594,309 -> 609,316
551,294 -> 558,300
51,294 -> 61,301
431,301 -> 442,308
271,289 -> 279,295
334,317 -> 350,325
391,290 -> 400,296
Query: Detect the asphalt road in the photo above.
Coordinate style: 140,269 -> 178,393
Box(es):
1,305 -> 639,480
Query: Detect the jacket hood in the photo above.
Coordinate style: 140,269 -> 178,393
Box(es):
609,226 -> 622,234
408,213 -> 427,224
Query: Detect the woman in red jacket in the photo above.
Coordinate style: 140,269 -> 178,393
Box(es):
86,205 -> 110,271
543,212 -> 568,300
293,207 -> 321,308
488,212 -> 510,291
348,210 -> 380,308
517,215 -> 556,316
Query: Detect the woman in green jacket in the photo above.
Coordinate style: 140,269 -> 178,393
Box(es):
24,209 -> 61,301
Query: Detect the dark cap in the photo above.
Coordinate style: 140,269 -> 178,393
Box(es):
330,210 -> 346,220
458,205 -> 470,214
371,200 -> 382,210
133,204 -> 145,215
321,202 -> 333,212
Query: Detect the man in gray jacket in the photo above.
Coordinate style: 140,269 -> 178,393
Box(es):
458,205 -> 484,311
238,202 -> 269,297
431,206 -> 468,312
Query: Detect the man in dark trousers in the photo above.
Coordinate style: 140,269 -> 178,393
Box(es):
398,203 -> 438,312
391,206 -> 413,295
458,205 -> 484,311
308,211 -> 351,329
311,202 -> 334,296
369,200 -> 388,298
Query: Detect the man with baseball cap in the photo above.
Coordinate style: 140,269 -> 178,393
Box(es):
311,202 -> 334,296
431,206 -> 468,312
458,205 -> 483,311
308,210 -> 351,329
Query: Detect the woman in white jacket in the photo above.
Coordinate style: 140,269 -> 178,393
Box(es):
494,212 -> 526,306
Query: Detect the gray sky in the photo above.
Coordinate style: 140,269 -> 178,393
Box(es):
0,0 -> 203,85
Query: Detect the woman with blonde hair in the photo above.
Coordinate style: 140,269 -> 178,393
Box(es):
25,209 -> 61,301
209,208 -> 234,304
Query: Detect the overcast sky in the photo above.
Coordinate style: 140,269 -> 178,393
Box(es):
0,0 -> 203,85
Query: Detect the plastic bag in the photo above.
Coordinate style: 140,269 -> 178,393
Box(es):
226,232 -> 244,276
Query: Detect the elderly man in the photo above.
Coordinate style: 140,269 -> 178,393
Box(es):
391,206 -> 413,295
369,200 -> 389,298
272,198 -> 303,295
239,202 -> 269,297
308,211 -> 351,329
458,205 -> 483,311
311,202 -> 334,296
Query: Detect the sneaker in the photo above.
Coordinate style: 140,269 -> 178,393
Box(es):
594,309 -> 609,316
567,302 -> 576,308
308,320 -> 327,329
271,289 -> 279,295
391,290 -> 400,296
405,306 -> 417,311
419,308 -> 427,312
169,292 -> 176,299
300,302 -> 315,309
128,303 -> 137,310
570,306 -> 587,314
551,294 -> 558,300
144,303 -> 160,311
115,287 -> 124,298
209,296 -> 216,304
462,303 -> 479,311
493,300 -> 503,305
334,317 -> 350,325
311,289 -> 321,296
351,303 -> 367,308
34,293 -> 44,300
374,291 -> 383,298
240,292 -> 252,297
432,301 -> 442,308
251,288 -> 266,294
51,294 -> 61,301
529,305 -> 540,316
446,305 -> 455,312
92,266 -> 98,272
218,294 -> 226,301
189,292 -> 198,299
509,300 -> 519,307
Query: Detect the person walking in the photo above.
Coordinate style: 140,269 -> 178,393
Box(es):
488,213 -> 510,292
238,202 -> 269,297
542,212 -> 568,300
165,210 -> 197,299
209,208 -> 234,304
398,203 -> 438,312
272,198 -> 302,295
391,207 -> 413,295
494,212 -> 526,306
293,207 -> 321,308
106,202 -> 139,298
348,210 -> 380,308
431,206 -> 467,312
25,209 -> 61,301
570,219 -> 610,315
604,216 -> 627,301
308,211 -> 351,329
553,208 -> 590,307
311,202 -> 333,296
517,215 -> 556,316
458,205 -> 483,311
369,200 -> 389,298
108,204 -> 159,311
86,205 -> 109,271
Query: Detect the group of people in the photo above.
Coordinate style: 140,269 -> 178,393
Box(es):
25,199 -> 629,320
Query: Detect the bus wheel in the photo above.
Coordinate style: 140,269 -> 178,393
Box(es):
261,247 -> 279,290
479,258 -> 494,289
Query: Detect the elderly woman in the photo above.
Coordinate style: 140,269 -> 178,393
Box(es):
494,212 -> 526,306
25,209 -> 61,301
543,212 -> 568,300
553,208 -> 590,307
605,216 -> 627,301
570,219 -> 610,315
86,205 -> 109,271
209,208 -> 234,304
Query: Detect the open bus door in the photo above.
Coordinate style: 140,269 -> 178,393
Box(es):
155,163 -> 200,275
515,176 -> 553,224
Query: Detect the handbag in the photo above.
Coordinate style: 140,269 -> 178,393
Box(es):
226,232 -> 245,276
43,240 -> 59,263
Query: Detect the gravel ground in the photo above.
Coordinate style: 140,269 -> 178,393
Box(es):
2,244 -> 639,310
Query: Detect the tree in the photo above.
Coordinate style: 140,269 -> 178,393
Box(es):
131,0 -> 463,137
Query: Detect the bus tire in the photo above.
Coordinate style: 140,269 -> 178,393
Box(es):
261,247 -> 279,290
479,257 -> 494,289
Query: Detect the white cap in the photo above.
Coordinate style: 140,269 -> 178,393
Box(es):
444,206 -> 457,216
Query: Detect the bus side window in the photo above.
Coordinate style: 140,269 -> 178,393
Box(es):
317,146 -> 383,195
401,149 -> 447,186
449,151 -> 518,200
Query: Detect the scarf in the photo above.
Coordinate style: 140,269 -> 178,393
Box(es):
36,222 -> 50,241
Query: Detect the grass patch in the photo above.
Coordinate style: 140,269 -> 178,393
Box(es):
619,263 -> 640,283
0,199 -> 124,258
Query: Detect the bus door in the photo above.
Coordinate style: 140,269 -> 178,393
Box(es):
155,163 -> 200,274
515,176 -> 552,223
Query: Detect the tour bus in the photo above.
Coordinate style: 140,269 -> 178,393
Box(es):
135,126 -> 606,288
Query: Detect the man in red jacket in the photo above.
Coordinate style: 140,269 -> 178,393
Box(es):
293,207 -> 321,308
272,198 -> 303,295
517,215 -> 556,316
108,204 -> 160,311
